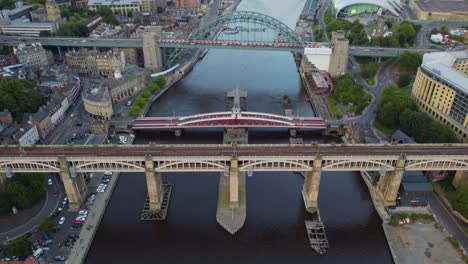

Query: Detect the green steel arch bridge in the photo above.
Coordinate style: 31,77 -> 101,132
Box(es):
0,11 -> 440,67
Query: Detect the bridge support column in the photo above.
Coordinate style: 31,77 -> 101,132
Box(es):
453,170 -> 468,188
58,156 -> 81,211
302,158 -> 322,214
230,157 -> 239,208
145,156 -> 162,211
378,156 -> 406,206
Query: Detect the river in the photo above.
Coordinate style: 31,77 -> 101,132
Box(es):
85,0 -> 392,263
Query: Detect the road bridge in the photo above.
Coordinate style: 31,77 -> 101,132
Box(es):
0,144 -> 467,215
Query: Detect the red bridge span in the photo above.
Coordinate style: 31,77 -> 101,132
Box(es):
133,111 -> 327,130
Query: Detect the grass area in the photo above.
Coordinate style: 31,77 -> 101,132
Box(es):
409,213 -> 434,223
366,78 -> 375,86
326,96 -> 342,119
447,236 -> 461,250
373,120 -> 397,135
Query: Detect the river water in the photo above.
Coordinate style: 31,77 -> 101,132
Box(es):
85,0 -> 392,263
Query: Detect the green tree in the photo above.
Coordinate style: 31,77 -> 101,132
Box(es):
3,173 -> 45,209
0,193 -> 11,214
37,217 -> 54,233
97,7 -> 119,25
127,10 -> 133,17
153,76 -> 167,88
0,78 -> 46,121
3,237 -> 33,258
128,105 -> 142,117
360,61 -> 378,79
448,182 -> 468,218
397,52 -> 422,73
141,90 -> 152,98
134,18 -> 141,24
397,72 -> 412,87
134,97 -> 147,108
148,82 -> 160,93
376,84 -> 417,128
0,0 -> 16,9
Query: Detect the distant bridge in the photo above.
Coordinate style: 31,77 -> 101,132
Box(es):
0,35 -> 439,57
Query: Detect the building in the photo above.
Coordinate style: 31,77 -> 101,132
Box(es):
65,49 -> 126,77
330,0 -> 402,18
397,171 -> 433,207
29,108 -> 53,139
106,65 -> 147,102
46,0 -> 62,22
328,31 -> 348,77
0,2 -> 33,21
82,80 -> 114,120
174,0 -> 199,9
38,66 -> 81,105
408,0 -> 468,21
30,8 -> 48,22
1,21 -> 58,36
113,47 -> 139,66
14,42 -> 51,68
46,93 -> 69,126
12,123 -> 39,146
88,0 -> 142,16
0,110 -> 13,126
391,130 -> 415,144
411,50 -> 468,142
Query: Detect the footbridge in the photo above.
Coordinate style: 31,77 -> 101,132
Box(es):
0,144 -> 467,217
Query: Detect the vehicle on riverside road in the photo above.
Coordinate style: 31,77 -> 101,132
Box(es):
58,217 -> 65,225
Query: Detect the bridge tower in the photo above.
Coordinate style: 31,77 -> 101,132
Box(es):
377,155 -> 406,206
328,31 -> 349,77
45,0 -> 61,23
143,26 -> 163,73
144,155 -> 163,211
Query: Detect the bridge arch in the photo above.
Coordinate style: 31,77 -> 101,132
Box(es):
322,159 -> 395,170
405,159 -> 468,170
73,160 -> 145,171
189,11 -> 302,44
239,159 -> 312,171
156,160 -> 227,171
0,161 -> 60,172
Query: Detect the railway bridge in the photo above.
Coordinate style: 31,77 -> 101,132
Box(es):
0,144 -> 467,216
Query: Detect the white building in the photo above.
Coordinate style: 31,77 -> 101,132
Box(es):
1,21 -> 58,37
303,47 -> 333,72
13,124 -> 39,146
47,93 -> 69,126
14,42 -> 50,68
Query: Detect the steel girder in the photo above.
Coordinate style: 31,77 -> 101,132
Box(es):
163,11 -> 302,68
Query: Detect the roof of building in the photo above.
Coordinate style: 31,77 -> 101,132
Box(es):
413,0 -> 468,12
31,108 -> 49,122
422,50 -> 468,94
331,0 -> 401,16
402,182 -> 433,192
104,65 -> 146,87
392,130 -> 416,144
82,79 -> 111,103
403,170 -> 427,183
12,123 -> 35,140
88,0 -> 142,6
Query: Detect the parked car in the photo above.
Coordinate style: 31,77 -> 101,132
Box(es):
55,255 -> 65,261
58,217 -> 65,225
62,197 -> 68,205
48,179 -> 53,185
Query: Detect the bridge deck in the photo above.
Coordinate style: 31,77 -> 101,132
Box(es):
0,144 -> 466,157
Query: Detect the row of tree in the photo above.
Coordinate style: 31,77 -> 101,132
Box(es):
375,84 -> 458,143
332,73 -> 371,114
397,51 -> 422,87
57,7 -> 118,37
0,77 -> 45,121
129,76 -> 167,117
0,173 -> 46,214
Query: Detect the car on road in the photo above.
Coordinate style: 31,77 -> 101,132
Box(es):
62,197 -> 68,205
55,256 -> 65,261
104,171 -> 112,176
57,205 -> 64,211
126,100 -> 132,106
54,190 -> 59,197
59,217 -> 65,225
48,178 -> 53,185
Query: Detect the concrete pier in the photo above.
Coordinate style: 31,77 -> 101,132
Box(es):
58,156 -> 82,211
216,172 -> 246,234
302,158 -> 322,214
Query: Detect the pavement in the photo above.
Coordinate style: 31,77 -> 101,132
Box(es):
384,223 -> 463,264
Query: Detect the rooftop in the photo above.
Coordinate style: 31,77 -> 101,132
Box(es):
88,0 -> 142,6
104,65 -> 146,87
413,0 -> 468,12
82,79 -> 110,103
421,50 -> 468,94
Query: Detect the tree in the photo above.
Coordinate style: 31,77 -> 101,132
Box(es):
133,18 -> 141,24
376,84 -> 417,128
153,76 -> 167,88
2,173 -> 45,210
128,105 -> 142,117
397,72 -> 412,87
134,97 -> 147,108
97,7 -> 119,25
360,62 -> 378,79
3,237 -> 33,258
141,90 -> 152,98
397,52 -> 422,73
448,182 -> 468,218
127,10 -> 133,17
37,217 -> 54,233
0,78 -> 46,121
148,82 -> 160,93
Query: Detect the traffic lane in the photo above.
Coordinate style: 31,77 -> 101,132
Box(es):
430,193 -> 468,250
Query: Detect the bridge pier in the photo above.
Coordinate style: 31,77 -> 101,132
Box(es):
377,156 -> 406,206
58,157 -> 82,211
145,156 -> 162,211
230,158 -> 239,208
302,158 -> 322,214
